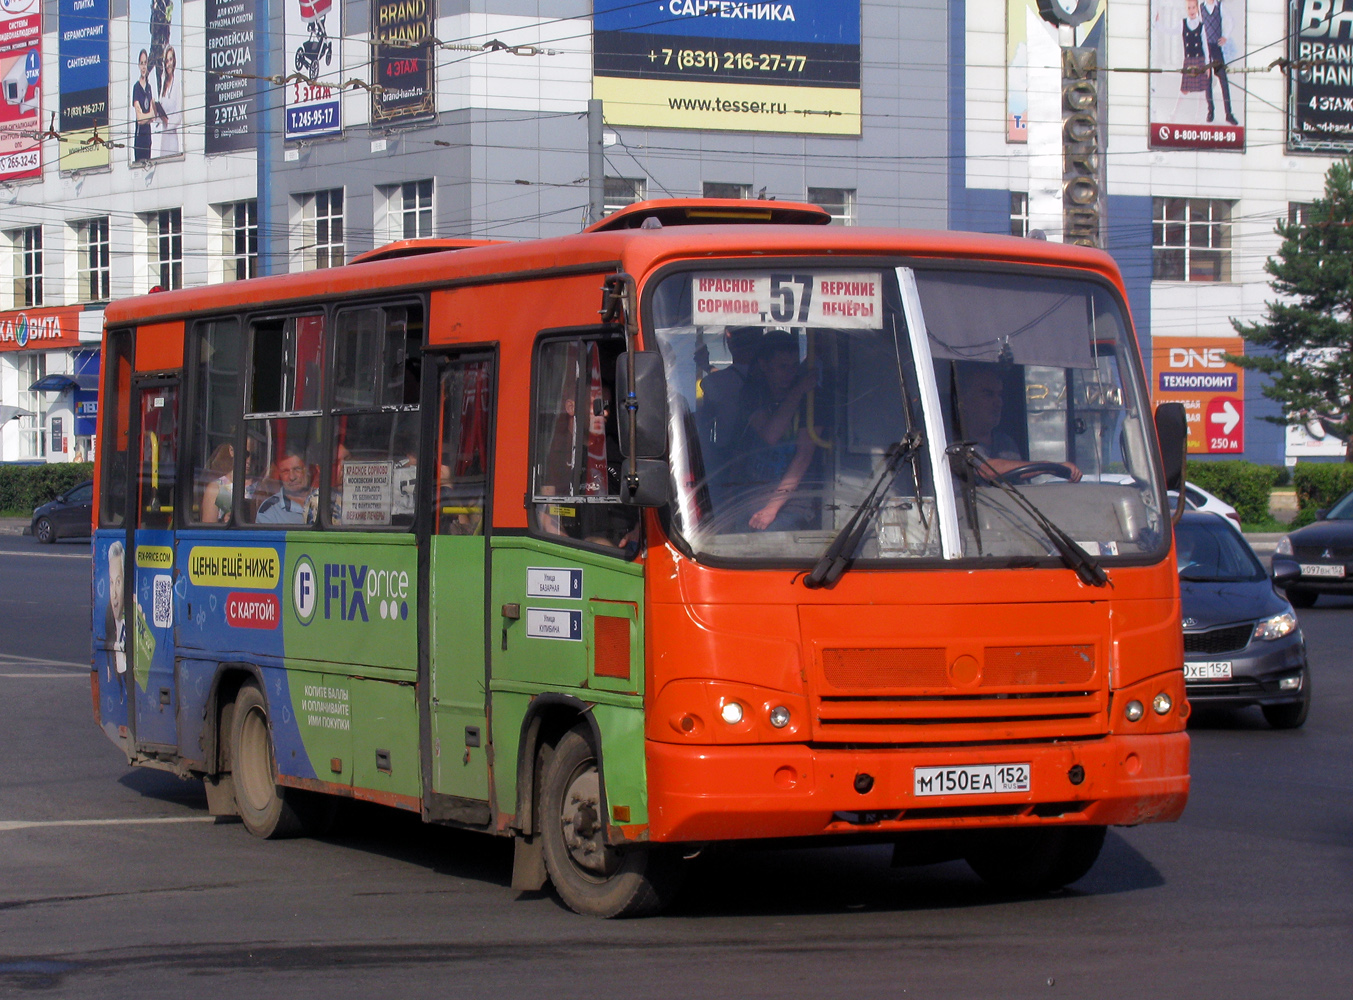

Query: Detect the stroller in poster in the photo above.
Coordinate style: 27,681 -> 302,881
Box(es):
1148,0 -> 1246,150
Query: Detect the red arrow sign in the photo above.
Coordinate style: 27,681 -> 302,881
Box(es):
1205,397 -> 1244,453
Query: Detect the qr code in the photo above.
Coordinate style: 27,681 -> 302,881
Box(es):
152,574 -> 174,629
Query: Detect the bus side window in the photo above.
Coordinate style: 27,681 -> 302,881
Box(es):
188,319 -> 242,525
436,357 -> 493,535
530,334 -> 640,553
99,331 -> 134,527
329,304 -> 423,528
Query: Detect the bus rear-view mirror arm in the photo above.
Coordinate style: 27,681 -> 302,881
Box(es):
1154,402 -> 1188,525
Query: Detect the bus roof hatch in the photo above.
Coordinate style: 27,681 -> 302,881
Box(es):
585,198 -> 832,233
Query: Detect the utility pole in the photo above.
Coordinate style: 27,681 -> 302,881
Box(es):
256,0 -> 277,274
588,99 -> 605,225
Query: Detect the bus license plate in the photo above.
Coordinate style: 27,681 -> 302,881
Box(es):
1301,563 -> 1344,577
914,763 -> 1030,797
1184,661 -> 1232,680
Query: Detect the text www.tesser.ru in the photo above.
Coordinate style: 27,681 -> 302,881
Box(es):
668,96 -> 788,114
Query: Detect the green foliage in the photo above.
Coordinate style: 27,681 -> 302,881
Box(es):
1290,506 -> 1319,529
1187,461 -> 1282,523
1231,158 -> 1353,457
1292,462 -> 1353,516
0,463 -> 93,515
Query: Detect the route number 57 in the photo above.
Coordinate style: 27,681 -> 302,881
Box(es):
769,273 -> 814,323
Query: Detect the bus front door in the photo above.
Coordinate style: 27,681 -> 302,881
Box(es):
425,353 -> 494,815
129,380 -> 180,751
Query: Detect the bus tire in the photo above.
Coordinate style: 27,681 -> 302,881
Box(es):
538,726 -> 679,918
230,682 -> 305,839
964,825 -> 1107,894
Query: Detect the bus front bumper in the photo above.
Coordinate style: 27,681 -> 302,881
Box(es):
645,733 -> 1189,843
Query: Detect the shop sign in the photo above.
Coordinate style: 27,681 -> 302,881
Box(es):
1151,336 -> 1246,454
0,306 -> 83,351
1289,0 -> 1353,152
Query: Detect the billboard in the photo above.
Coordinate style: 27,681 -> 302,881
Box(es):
371,0 -> 434,125
128,0 -> 183,163
1151,336 -> 1246,454
205,0 -> 257,154
0,0 -> 41,182
1148,0 -> 1246,150
59,0 -> 109,172
1288,0 -> 1353,152
593,0 -> 862,135
285,0 -> 341,139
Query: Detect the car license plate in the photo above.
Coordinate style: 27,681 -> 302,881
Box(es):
1184,661 -> 1232,681
914,763 -> 1030,797
1300,563 -> 1345,578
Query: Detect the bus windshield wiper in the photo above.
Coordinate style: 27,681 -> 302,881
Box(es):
948,444 -> 1109,588
804,432 -> 923,589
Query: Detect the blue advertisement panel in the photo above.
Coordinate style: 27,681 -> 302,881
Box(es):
593,0 -> 862,134
205,0 -> 258,154
58,0 -> 110,170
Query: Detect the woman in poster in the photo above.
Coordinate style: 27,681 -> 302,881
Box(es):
152,45 -> 181,157
1173,0 -> 1210,122
131,49 -> 154,162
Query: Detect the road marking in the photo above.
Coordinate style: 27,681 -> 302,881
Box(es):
0,550 -> 91,560
0,673 -> 88,679
0,653 -> 89,670
0,817 -> 216,833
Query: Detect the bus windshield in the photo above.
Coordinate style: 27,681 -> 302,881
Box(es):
649,264 -> 1165,566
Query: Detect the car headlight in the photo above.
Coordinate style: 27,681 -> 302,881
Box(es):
1275,536 -> 1293,556
1253,612 -> 1298,642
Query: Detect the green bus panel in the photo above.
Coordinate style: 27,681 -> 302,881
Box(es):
285,668 -> 356,786
428,534 -> 490,802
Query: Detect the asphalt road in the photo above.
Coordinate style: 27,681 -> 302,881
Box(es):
1,532 -> 1350,999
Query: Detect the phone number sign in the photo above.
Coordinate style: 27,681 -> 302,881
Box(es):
691,271 -> 882,329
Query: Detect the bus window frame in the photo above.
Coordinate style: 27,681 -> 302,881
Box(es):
526,324 -> 641,560
422,344 -> 499,541
98,326 -> 136,529
639,254 -> 1172,574
323,295 -> 427,532
183,315 -> 246,528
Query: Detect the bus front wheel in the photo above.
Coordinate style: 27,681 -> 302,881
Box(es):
538,726 -> 680,917
964,825 -> 1107,894
230,681 -> 307,839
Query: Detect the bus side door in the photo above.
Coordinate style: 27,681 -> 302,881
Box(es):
130,379 -> 180,751
425,352 -> 495,811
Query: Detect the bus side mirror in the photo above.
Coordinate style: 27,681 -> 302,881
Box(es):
615,352 -> 668,459
1155,402 -> 1187,493
620,458 -> 671,507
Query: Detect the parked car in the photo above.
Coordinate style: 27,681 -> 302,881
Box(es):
1175,482 -> 1243,532
1177,511 -> 1310,729
1271,489 -> 1353,608
30,480 -> 93,543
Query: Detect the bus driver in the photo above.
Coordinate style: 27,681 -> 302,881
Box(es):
956,364 -> 1082,482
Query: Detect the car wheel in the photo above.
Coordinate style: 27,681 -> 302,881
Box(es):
1286,587 -> 1317,609
230,682 -> 335,838
1262,677 -> 1311,730
965,825 -> 1107,894
33,517 -> 54,544
538,726 -> 681,917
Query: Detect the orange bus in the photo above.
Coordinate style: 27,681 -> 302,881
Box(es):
91,199 -> 1190,917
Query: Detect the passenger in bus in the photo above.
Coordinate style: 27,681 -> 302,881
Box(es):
255,447 -> 318,524
733,331 -> 820,531
955,363 -> 1081,482
200,443 -> 238,524
697,326 -> 762,507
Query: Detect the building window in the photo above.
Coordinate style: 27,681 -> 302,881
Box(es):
301,189 -> 344,269
703,182 -> 751,200
400,180 -> 433,239
221,200 -> 258,281
1288,202 -> 1315,227
76,217 -> 111,302
17,353 -> 46,459
604,176 -> 646,216
150,208 -> 183,290
1010,192 -> 1030,238
10,226 -> 42,307
808,187 -> 857,226
1153,198 -> 1233,282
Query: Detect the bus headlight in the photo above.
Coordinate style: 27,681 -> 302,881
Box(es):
769,705 -> 791,728
1253,612 -> 1297,642
720,701 -> 745,725
1153,692 -> 1173,715
1125,700 -> 1144,722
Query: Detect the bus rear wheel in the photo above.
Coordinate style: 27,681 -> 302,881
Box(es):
538,727 -> 679,918
230,681 -> 307,839
964,825 -> 1107,894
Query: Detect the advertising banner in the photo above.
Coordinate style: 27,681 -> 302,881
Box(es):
1288,0 -> 1353,152
0,306 -> 84,352
0,0 -> 41,181
205,0 -> 257,153
128,0 -> 183,163
59,0 -> 109,172
371,0 -> 435,125
1148,0 -> 1246,150
285,0 -> 341,139
1151,336 -> 1246,454
593,0 -> 862,135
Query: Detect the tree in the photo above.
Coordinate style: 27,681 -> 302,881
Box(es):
1233,157 -> 1353,460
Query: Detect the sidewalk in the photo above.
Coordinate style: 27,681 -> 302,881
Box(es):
0,517 -> 29,536
1243,532 -> 1285,557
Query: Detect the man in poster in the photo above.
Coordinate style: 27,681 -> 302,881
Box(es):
1200,0 -> 1237,125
